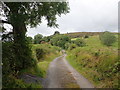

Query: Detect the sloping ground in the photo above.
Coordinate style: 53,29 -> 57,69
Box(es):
64,32 -> 118,38
63,54 -> 94,88
67,35 -> 119,88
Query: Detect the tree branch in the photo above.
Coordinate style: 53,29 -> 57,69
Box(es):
0,20 -> 11,24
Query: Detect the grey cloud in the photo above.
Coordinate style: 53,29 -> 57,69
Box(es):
27,0 -> 119,37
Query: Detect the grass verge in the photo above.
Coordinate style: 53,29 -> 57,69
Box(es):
19,44 -> 61,87
66,35 -> 119,88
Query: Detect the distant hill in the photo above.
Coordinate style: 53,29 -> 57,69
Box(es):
63,32 -> 118,38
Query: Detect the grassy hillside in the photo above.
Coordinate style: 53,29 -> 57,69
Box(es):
66,35 -> 119,88
64,32 -> 118,38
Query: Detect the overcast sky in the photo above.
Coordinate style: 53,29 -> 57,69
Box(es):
27,0 -> 119,37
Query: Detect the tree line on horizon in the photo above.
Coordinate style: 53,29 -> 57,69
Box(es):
29,31 -> 117,49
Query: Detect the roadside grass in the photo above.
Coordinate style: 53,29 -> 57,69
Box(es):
67,35 -> 119,88
19,44 -> 61,87
14,79 -> 42,88
65,83 -> 80,88
33,44 -> 61,77
21,44 -> 61,77
35,52 -> 61,78
5,75 -> 42,88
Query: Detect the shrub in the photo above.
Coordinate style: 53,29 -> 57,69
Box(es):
36,48 -> 45,61
53,31 -> 60,35
3,76 -> 41,88
84,35 -> 89,38
2,42 -> 34,87
72,39 -> 86,47
99,31 -> 116,46
34,34 -> 43,44
2,42 -> 15,88
68,44 -> 77,50
94,51 -> 100,57
26,36 -> 33,44
41,36 -> 53,42
50,35 -> 71,49
65,43 -> 71,50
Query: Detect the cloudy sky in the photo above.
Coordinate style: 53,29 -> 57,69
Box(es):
27,0 -> 119,37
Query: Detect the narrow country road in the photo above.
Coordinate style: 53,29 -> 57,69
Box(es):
43,54 -> 94,89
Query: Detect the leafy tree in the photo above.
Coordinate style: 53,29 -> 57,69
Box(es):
2,2 -> 69,43
53,31 -> 60,35
2,2 -> 69,68
99,31 -> 116,46
26,36 -> 33,44
34,34 -> 43,44
72,39 -> 86,47
2,2 -> 69,87
51,35 -> 71,49
2,32 -> 13,42
41,36 -> 53,42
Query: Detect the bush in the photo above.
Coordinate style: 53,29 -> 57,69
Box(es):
2,42 -> 15,88
41,36 -> 53,42
3,75 -> 41,88
94,51 -> 100,57
26,36 -> 33,44
99,31 -> 116,46
36,48 -> 45,61
72,39 -> 86,47
84,35 -> 89,38
34,34 -> 43,44
68,44 -> 78,50
65,43 -> 71,50
50,35 -> 71,49
53,31 -> 60,35
2,40 -> 36,88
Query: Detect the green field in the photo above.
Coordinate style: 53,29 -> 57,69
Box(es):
67,35 -> 119,88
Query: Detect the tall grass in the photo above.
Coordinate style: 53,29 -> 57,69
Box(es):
21,44 -> 61,78
67,35 -> 119,88
18,44 -> 61,88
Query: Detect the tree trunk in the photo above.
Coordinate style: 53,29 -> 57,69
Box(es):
13,23 -> 26,44
13,23 -> 27,70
